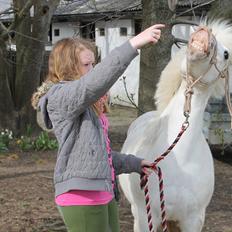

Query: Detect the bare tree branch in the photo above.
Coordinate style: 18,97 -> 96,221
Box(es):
121,76 -> 145,114
175,0 -> 217,17
0,0 -> 33,40
0,7 -> 13,16
8,0 -> 33,33
0,21 -> 8,37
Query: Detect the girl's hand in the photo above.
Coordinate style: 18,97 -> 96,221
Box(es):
129,24 -> 165,49
141,159 -> 154,176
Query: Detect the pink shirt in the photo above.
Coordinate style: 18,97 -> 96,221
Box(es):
55,113 -> 115,206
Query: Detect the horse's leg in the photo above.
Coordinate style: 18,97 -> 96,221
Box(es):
131,203 -> 148,232
179,210 -> 205,232
131,203 -> 160,232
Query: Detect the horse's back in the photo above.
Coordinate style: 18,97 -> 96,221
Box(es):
127,111 -> 159,135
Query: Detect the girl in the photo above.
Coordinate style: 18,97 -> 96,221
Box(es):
32,23 -> 165,232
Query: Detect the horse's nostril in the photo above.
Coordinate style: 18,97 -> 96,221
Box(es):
224,51 -> 229,60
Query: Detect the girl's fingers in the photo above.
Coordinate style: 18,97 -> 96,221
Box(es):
142,167 -> 153,176
151,38 -> 158,44
141,160 -> 154,175
153,24 -> 165,29
129,23 -> 165,49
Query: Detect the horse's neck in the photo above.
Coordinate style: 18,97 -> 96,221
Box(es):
161,81 -> 211,134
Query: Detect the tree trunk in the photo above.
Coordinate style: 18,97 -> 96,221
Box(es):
0,0 -> 60,134
14,0 -> 59,134
138,0 -> 173,114
0,42 -> 16,129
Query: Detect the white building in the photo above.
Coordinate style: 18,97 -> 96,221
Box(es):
95,19 -> 140,106
52,0 -> 213,107
52,0 -> 142,106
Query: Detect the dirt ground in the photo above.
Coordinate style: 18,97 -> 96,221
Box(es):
0,105 -> 231,232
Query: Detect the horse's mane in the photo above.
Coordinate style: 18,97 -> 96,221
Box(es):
154,19 -> 232,113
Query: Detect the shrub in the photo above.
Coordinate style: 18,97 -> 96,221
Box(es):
17,135 -> 34,152
33,131 -> 58,151
0,129 -> 13,152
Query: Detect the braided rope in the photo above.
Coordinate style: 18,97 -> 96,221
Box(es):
140,124 -> 188,232
158,167 -> 168,232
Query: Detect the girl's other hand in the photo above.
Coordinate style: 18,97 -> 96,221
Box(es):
141,159 -> 154,176
129,24 -> 165,49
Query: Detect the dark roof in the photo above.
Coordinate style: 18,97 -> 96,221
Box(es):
177,0 -> 212,6
56,0 -> 211,19
168,0 -> 212,14
55,0 -> 141,15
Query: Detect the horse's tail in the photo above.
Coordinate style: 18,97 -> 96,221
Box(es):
167,221 -> 181,232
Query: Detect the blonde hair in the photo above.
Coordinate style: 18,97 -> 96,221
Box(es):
47,37 -> 96,82
32,37 -> 109,115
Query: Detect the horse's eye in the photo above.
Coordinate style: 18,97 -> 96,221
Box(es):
224,51 -> 229,60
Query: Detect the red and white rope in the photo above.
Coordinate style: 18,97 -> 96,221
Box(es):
140,124 -> 188,232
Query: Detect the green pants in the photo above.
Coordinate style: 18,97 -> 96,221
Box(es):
57,199 -> 120,232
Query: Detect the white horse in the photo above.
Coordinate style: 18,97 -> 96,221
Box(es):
119,20 -> 232,232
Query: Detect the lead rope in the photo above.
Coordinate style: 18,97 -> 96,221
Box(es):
140,117 -> 189,232
140,62 -> 208,232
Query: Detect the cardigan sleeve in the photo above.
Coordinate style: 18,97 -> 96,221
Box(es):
111,150 -> 143,175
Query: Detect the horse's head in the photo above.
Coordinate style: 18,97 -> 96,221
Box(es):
181,25 -> 230,86
155,20 -> 232,113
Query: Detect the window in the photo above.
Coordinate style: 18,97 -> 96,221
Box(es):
120,27 -> 127,36
134,19 -> 142,35
80,22 -> 95,40
54,29 -> 60,36
99,28 -> 105,36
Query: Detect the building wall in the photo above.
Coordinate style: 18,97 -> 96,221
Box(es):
50,19 -> 140,107
95,19 -> 140,106
52,22 -> 80,44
